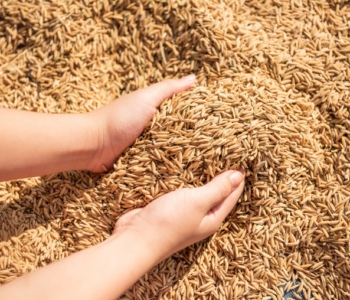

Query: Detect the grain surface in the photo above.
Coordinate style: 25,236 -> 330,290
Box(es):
1,0 -> 350,299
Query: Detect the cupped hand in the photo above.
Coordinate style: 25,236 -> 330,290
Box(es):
112,169 -> 245,262
86,75 -> 196,173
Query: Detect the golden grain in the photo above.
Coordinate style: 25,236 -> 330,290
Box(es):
1,0 -> 350,299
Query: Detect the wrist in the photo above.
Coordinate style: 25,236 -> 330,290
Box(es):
106,228 -> 161,283
63,112 -> 100,171
109,227 -> 165,267
82,109 -> 116,173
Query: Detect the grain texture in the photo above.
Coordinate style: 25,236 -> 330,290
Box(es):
1,0 -> 350,299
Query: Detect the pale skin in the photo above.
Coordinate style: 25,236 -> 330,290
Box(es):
0,75 -> 245,300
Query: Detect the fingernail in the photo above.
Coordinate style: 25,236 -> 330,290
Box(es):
230,169 -> 245,189
180,74 -> 196,84
237,166 -> 245,176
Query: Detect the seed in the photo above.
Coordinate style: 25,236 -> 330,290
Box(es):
1,0 -> 350,299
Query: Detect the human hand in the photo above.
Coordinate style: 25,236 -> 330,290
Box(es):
0,170 -> 244,300
112,169 -> 245,262
85,75 -> 196,173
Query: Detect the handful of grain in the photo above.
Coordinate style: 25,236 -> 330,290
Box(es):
115,73 -> 348,299
1,0 -> 350,298
116,73 -> 323,206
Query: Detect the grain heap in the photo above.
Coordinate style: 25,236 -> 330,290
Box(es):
1,0 -> 350,299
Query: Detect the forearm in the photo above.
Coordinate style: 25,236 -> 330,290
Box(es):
0,230 -> 158,300
0,108 -> 98,181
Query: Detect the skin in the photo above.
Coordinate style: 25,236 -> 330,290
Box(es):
0,75 -> 196,180
0,75 -> 245,300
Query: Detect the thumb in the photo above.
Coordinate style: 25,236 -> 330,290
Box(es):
130,75 -> 196,108
189,169 -> 245,215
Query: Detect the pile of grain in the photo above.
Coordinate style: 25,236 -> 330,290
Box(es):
1,0 -> 350,299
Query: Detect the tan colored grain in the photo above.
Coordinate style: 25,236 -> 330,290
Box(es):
1,0 -> 350,299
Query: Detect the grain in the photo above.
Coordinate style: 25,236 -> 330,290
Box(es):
1,0 -> 350,299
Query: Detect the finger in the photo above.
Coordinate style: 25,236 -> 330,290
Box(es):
130,75 -> 196,108
188,169 -> 245,214
205,177 -> 244,224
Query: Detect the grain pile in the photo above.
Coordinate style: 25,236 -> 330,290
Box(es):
1,0 -> 350,299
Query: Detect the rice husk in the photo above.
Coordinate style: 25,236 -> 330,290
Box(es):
1,0 -> 350,299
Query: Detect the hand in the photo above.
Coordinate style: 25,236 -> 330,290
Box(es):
0,75 -> 194,181
113,169 -> 245,262
0,171 -> 244,300
86,75 -> 196,173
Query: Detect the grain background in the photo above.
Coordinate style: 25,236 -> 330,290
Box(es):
1,0 -> 350,299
